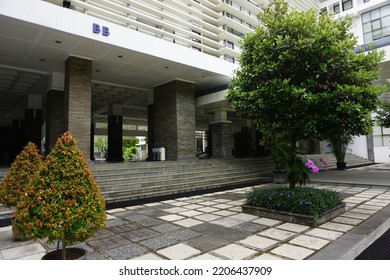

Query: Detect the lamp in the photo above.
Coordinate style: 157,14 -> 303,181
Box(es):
63,0 -> 71,8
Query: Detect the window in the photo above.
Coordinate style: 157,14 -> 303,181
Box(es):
333,3 -> 340,14
320,8 -> 327,15
225,40 -> 234,49
342,0 -> 352,11
224,55 -> 235,63
364,0 -> 370,3
373,126 -> 390,146
362,4 -> 390,43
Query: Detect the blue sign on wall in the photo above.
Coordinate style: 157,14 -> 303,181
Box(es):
93,23 -> 110,36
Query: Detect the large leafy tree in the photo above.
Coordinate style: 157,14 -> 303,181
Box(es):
227,0 -> 385,187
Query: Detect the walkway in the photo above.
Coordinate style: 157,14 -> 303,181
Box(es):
1,164 -> 390,260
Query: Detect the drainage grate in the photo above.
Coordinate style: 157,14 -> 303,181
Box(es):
355,227 -> 390,260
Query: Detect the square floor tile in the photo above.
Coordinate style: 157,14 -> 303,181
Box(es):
140,236 -> 178,251
319,222 -> 354,233
271,244 -> 314,260
341,212 -> 371,220
213,204 -> 233,210
182,204 -> 204,210
238,235 -> 279,250
213,210 -> 236,217
331,216 -> 362,226
211,216 -> 246,228
190,253 -> 223,260
289,235 -> 330,250
151,223 -> 182,233
166,229 -> 202,241
159,214 -> 185,222
173,218 -> 204,228
213,244 -> 257,260
106,244 -> 147,260
196,206 -> 219,213
121,228 -> 160,243
164,207 -> 188,213
180,210 -> 204,217
232,213 -> 258,222
233,222 -> 267,233
157,243 -> 200,260
194,213 -> 221,222
252,217 -> 282,227
276,223 -> 310,233
131,253 -> 164,260
258,228 -> 296,241
306,228 -> 343,241
198,201 -> 218,206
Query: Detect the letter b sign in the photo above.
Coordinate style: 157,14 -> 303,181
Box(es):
93,23 -> 110,37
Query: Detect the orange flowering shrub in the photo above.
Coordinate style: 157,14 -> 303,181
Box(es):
14,132 -> 106,258
0,142 -> 43,208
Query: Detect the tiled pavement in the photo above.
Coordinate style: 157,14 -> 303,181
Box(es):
1,182 -> 390,260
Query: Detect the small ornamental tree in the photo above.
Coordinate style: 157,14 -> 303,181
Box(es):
14,132 -> 106,260
227,0 -> 385,187
0,142 -> 42,208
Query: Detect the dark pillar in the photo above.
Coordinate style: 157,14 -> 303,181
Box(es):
147,104 -> 155,161
22,108 -> 43,149
153,80 -> 196,160
64,56 -> 92,158
210,121 -> 233,158
107,104 -> 123,162
90,122 -> 95,161
367,133 -> 375,162
45,90 -> 64,155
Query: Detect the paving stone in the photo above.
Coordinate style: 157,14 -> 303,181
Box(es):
150,223 -> 182,233
212,244 -> 257,260
341,212 -> 371,220
182,204 -> 204,210
271,244 -> 314,260
159,214 -> 185,222
213,199 -> 232,203
121,228 -> 160,242
109,223 -> 140,234
180,210 -> 204,217
106,208 -> 127,214
186,236 -> 229,252
125,205 -> 145,210
164,207 -> 188,213
232,213 -> 258,222
211,216 -> 247,228
106,214 -> 117,220
213,204 -> 234,210
319,222 -> 354,232
238,235 -> 279,250
166,229 -> 202,241
157,243 -> 201,260
168,201 -> 190,207
86,251 -> 109,260
288,235 -> 330,250
131,253 -> 165,260
357,204 -> 382,211
173,218 -> 204,228
233,222 -> 267,233
252,217 -> 283,227
276,223 -> 310,233
1,243 -> 46,259
190,253 -> 223,260
196,206 -> 219,213
140,236 -> 178,250
193,213 -> 221,222
16,252 -> 46,260
331,216 -> 362,226
190,223 -> 249,243
87,234 -> 132,250
213,210 -> 237,216
105,218 -> 130,228
251,253 -> 285,260
305,228 -> 343,241
106,243 -> 147,260
350,208 -> 377,215
198,201 -> 218,206
133,216 -> 165,227
258,228 -> 296,241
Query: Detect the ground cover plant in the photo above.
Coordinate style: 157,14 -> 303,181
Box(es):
246,186 -> 343,218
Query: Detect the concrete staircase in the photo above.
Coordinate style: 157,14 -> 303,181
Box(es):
90,157 -> 274,206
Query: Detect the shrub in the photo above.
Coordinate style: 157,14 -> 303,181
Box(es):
245,186 -> 343,218
14,132 -> 106,259
0,142 -> 43,208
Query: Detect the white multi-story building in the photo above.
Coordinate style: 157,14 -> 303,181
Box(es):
0,0 -> 319,163
3,0 -> 388,164
319,0 -> 390,162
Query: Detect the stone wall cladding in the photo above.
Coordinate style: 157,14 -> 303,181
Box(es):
45,90 -> 64,154
64,57 -> 92,158
211,122 -> 233,158
153,80 -> 195,160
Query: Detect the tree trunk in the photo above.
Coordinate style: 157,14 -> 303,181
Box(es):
62,233 -> 67,260
289,133 -> 297,189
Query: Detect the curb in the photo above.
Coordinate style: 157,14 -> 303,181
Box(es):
308,203 -> 390,259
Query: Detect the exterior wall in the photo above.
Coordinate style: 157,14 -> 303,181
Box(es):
210,122 -> 233,158
349,135 -> 369,159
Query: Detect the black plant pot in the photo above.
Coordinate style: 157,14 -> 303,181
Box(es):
41,248 -> 86,260
336,162 -> 347,170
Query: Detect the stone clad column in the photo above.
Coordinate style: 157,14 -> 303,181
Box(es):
107,104 -> 123,162
210,109 -> 233,158
64,56 -> 92,158
153,80 -> 196,160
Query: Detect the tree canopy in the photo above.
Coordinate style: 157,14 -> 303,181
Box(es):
227,0 -> 385,187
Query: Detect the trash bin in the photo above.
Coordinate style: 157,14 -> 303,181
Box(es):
152,147 -> 166,161
152,148 -> 158,161
159,147 -> 166,161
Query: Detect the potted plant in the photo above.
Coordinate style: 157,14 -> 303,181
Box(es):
14,132 -> 106,260
328,134 -> 353,170
0,142 -> 43,240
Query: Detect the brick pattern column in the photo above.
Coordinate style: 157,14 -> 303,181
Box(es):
45,90 -> 64,155
210,122 -> 233,158
153,80 -> 196,160
147,104 -> 155,161
64,56 -> 92,158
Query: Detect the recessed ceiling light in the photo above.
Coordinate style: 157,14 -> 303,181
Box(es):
164,66 -> 169,69
96,69 -> 101,72
117,55 -> 123,58
55,40 -> 62,44
40,58 -> 46,62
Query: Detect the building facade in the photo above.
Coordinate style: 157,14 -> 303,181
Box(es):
0,0 -> 320,164
319,0 -> 390,162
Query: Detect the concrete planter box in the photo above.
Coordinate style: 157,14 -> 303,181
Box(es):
242,203 -> 346,226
